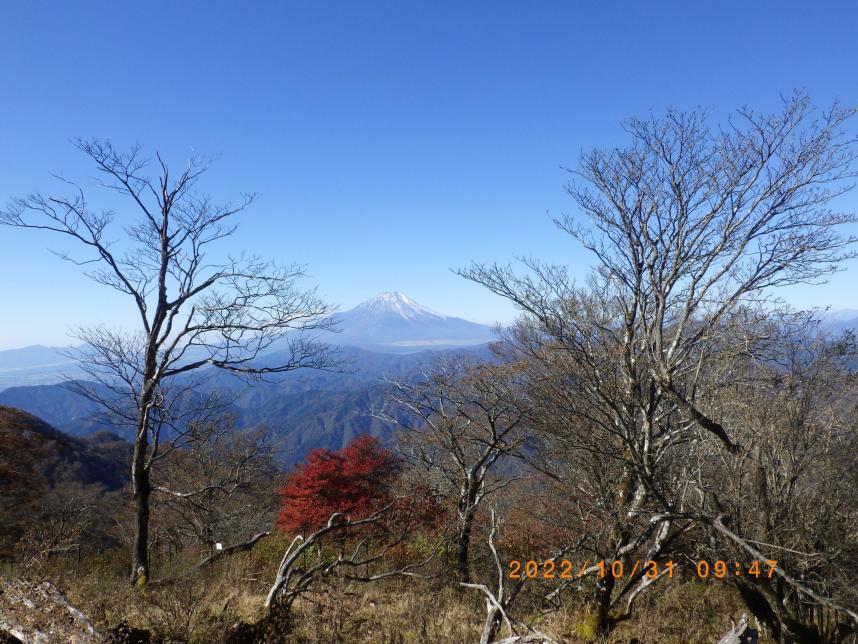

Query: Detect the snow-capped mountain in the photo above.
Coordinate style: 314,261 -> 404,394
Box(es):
325,291 -> 496,352
0,292 -> 496,391
349,291 -> 444,321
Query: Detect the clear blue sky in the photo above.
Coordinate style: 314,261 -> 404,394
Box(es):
1,1 -> 857,349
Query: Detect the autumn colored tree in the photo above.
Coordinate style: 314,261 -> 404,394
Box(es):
276,435 -> 401,533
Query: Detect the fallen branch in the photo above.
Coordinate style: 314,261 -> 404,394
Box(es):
716,613 -> 751,644
265,502 -> 440,612
195,531 -> 271,570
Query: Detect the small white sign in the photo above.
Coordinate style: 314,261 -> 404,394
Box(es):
215,542 -> 223,551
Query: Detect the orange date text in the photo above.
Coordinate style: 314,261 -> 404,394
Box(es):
507,559 -> 778,580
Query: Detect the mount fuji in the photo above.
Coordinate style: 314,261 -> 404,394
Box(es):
0,292 -> 498,464
0,292 -> 496,391
323,292 -> 496,352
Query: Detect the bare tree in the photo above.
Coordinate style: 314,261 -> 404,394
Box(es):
495,315 -> 694,635
459,93 -> 858,636
12,483 -> 97,572
691,313 -> 858,642
378,359 -> 532,583
152,418 -> 280,554
464,92 -> 856,454
1,139 -> 336,585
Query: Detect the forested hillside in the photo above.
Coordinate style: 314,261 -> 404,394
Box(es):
0,342 -> 495,466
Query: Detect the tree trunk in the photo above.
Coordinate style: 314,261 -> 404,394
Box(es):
130,390 -> 153,586
130,445 -> 150,586
579,573 -> 616,639
480,604 -> 502,644
457,474 -> 480,584
457,508 -> 475,583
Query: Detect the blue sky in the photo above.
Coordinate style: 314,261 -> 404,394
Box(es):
1,1 -> 857,349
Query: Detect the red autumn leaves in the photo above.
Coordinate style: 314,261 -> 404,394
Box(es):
276,435 -> 401,533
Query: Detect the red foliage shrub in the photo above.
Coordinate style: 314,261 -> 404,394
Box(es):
276,435 -> 401,533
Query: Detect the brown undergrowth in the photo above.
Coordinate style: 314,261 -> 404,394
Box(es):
14,539 -> 766,643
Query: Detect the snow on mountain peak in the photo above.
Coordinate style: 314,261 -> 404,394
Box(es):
352,292 -> 447,320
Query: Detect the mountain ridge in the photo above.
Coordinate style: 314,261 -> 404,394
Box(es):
0,405 -> 129,490
0,292 -> 496,390
0,343 -> 495,466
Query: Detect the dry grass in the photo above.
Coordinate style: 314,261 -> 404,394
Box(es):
23,543 -> 771,643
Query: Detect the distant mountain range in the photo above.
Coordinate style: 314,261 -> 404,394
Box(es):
0,293 -> 497,467
0,292 -> 496,390
3,296 -> 855,470
0,345 -> 83,389
0,344 -> 495,467
818,308 -> 858,334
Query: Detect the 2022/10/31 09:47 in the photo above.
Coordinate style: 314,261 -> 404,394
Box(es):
507,559 -> 779,580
